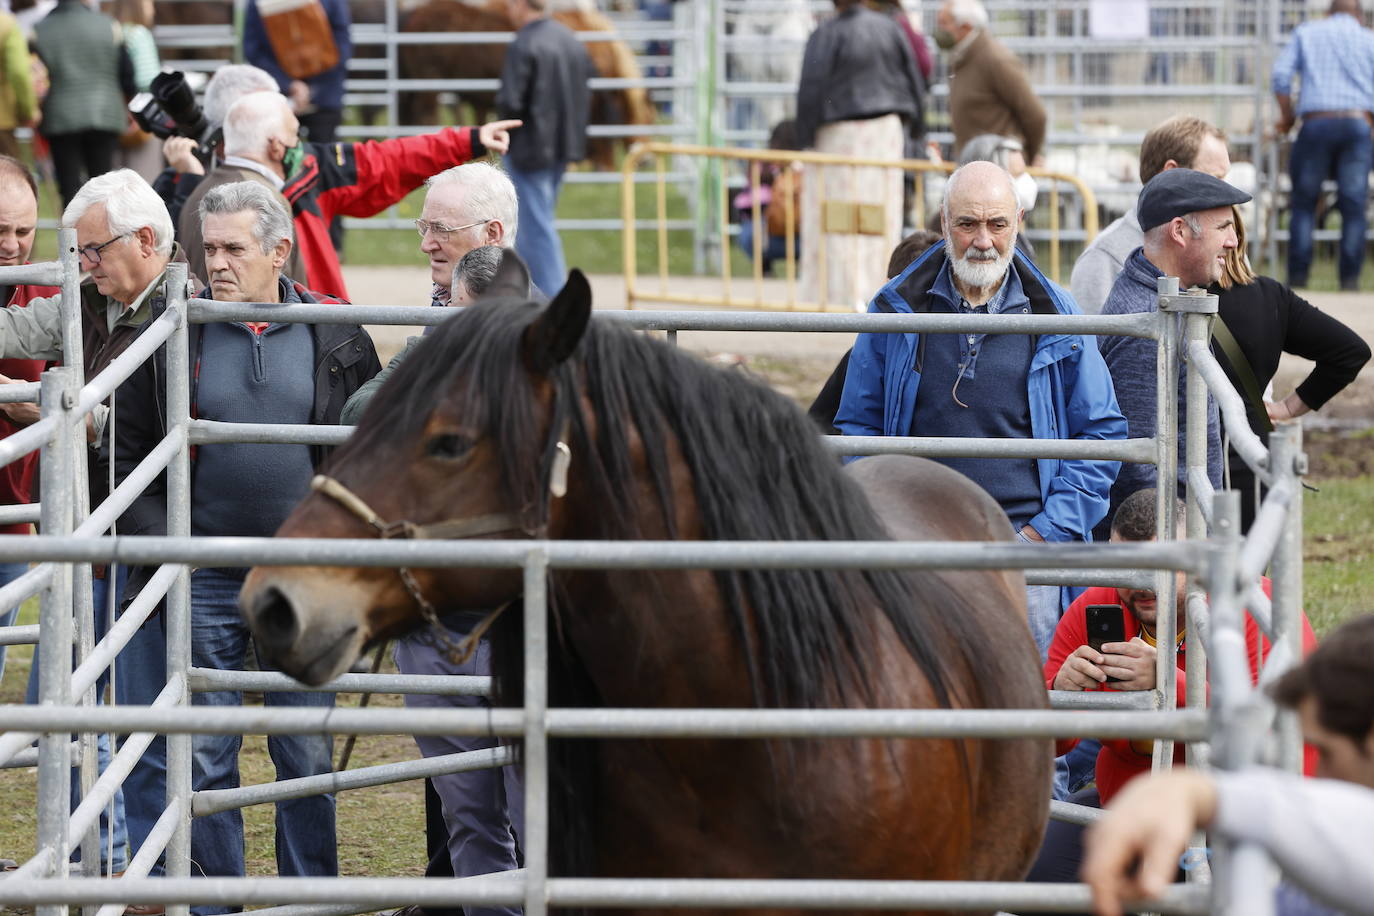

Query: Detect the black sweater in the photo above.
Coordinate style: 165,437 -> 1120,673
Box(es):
1211,275 -> 1370,439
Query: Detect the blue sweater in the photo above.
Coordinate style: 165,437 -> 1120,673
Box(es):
190,294 -> 316,538
1099,247 -> 1222,536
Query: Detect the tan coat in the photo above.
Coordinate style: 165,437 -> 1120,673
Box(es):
179,164 -> 310,291
947,29 -> 1047,163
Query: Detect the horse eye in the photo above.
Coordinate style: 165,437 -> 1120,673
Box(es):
424,433 -> 473,460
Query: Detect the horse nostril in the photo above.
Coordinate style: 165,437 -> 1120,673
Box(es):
251,586 -> 301,652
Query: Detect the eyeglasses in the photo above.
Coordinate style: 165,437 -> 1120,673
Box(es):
78,234 -> 130,266
415,218 -> 491,242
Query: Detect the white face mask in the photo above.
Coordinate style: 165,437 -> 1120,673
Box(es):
1014,172 -> 1038,214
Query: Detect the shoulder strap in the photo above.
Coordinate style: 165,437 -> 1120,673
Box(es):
1211,316 -> 1274,433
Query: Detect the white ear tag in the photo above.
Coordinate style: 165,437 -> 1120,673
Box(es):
549,441 -> 572,498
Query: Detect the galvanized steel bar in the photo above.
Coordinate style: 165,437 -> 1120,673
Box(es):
74,425 -> 184,539
1048,690 -> 1160,711
523,551 -> 550,916
35,367 -> 77,916
0,535 -> 1210,575
187,667 -> 490,696
1048,800 -> 1103,826
0,622 -> 39,646
1188,340 -> 1271,481
74,306 -> 179,419
0,259 -> 62,287
189,419 -> 350,447
826,435 -> 1155,463
0,562 -> 55,616
91,800 -> 184,916
68,677 -> 183,845
0,876 -> 1210,912
161,261 -> 193,916
187,298 -> 1161,339
193,746 -> 512,816
1152,280 -> 1184,776
1183,309 -> 1212,777
69,564 -> 178,701
1268,424 -> 1305,773
0,502 -> 41,524
0,415 -> 58,470
1237,477 -> 1295,586
1026,569 -> 1155,590
0,381 -> 41,402
7,846 -> 56,883
0,705 -> 1211,742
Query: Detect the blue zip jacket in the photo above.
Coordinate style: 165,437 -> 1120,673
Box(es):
835,241 -> 1126,543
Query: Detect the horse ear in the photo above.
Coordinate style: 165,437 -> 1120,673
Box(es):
480,248 -> 533,300
522,269 -> 592,373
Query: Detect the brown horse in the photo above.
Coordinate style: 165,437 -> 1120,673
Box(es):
398,0 -> 655,170
240,263 -> 1051,915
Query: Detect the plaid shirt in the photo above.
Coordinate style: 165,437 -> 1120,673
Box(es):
1271,13 -> 1374,115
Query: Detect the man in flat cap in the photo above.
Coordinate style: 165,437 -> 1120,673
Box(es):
1097,168 -> 1252,537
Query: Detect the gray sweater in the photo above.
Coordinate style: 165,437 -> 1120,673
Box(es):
1070,207 -> 1143,315
1098,246 -> 1221,535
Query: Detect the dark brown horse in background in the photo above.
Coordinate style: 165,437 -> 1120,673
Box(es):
399,0 -> 656,170
240,262 -> 1051,914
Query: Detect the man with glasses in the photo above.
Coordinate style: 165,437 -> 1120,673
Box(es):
0,168 -> 183,899
834,160 -> 1126,659
416,162 -> 519,309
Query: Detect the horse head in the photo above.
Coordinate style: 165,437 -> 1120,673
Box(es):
240,261 -> 592,685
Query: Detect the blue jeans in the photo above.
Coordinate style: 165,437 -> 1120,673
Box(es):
1287,116 -> 1373,287
25,567 -> 130,872
0,560 -> 29,682
394,627 -> 522,916
506,163 -> 568,298
189,567 -> 336,915
115,601 -> 167,872
737,217 -> 790,274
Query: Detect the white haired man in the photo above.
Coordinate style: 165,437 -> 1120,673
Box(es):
154,62 -> 520,300
0,168 -> 181,892
934,0 -> 1046,163
114,181 -> 379,910
177,92 -> 310,287
834,160 -> 1126,658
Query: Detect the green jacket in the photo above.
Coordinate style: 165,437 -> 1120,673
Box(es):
339,335 -> 419,426
34,0 -> 127,136
0,12 -> 36,130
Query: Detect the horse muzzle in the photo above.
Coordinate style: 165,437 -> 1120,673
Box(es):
240,568 -> 368,686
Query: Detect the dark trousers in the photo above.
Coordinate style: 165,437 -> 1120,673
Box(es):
46,130 -> 119,207
1287,116 -> 1372,289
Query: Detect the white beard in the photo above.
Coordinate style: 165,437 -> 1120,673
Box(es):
949,241 -> 1015,291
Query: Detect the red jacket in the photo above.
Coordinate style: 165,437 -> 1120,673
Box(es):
0,280 -> 60,535
1046,581 -> 1317,804
282,127 -> 485,300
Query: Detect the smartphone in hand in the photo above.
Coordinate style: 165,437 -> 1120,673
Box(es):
1085,604 -> 1127,683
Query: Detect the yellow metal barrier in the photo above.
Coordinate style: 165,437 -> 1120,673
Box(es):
621,142 -> 1099,311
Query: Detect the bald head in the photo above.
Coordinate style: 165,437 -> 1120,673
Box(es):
943,160 -> 1019,225
1331,0 -> 1362,15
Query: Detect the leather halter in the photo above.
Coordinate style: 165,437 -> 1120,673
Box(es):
309,424 -> 572,664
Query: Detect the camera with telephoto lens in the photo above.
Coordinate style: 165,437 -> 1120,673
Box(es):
129,71 -> 219,161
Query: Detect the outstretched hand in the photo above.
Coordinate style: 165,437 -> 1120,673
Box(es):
1081,769 -> 1218,916
479,119 -> 523,154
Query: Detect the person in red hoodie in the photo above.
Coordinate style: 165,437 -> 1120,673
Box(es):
1028,486 -> 1317,896
0,154 -> 56,682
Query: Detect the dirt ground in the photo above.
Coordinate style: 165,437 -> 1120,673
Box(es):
342,267 -> 1374,477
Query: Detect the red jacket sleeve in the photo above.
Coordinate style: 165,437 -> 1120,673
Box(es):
317,127 -> 482,220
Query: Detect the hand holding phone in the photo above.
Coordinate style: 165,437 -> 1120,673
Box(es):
1086,605 -> 1127,683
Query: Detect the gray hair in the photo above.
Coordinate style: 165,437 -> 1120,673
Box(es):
1144,213 -> 1204,247
957,133 -> 1022,169
198,181 -> 293,254
203,64 -> 280,127
62,169 -> 173,257
452,245 -> 507,298
944,0 -> 989,29
941,160 -> 1018,224
223,92 -> 293,159
424,162 -> 519,245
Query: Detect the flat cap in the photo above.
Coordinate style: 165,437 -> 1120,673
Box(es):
1136,168 -> 1252,232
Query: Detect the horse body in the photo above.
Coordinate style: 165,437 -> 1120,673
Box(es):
241,264 -> 1050,914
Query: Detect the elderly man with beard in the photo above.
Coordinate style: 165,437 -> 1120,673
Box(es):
834,160 -> 1126,658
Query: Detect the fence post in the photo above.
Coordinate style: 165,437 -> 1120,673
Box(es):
35,366 -> 78,916
522,548 -> 550,916
161,263 -> 194,916
1182,301 -> 1217,776
1151,277 -> 1181,773
1208,490 -> 1277,916
1266,421 -> 1305,773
